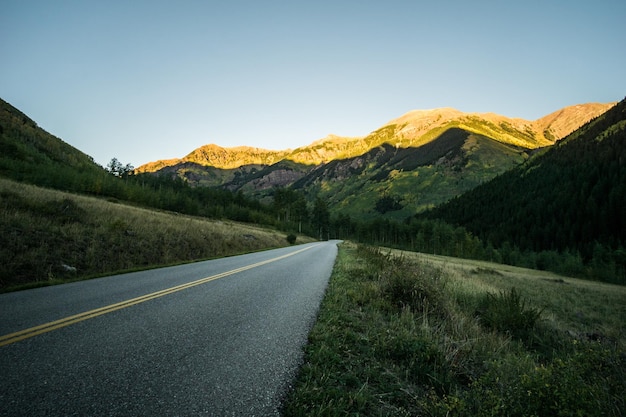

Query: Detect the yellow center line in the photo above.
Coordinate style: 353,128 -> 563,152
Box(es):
0,244 -> 318,347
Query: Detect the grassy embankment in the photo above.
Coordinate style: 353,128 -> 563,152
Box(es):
0,178 -> 309,292
284,242 -> 625,416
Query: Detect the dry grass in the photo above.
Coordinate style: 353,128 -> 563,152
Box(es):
0,178 -> 312,291
398,250 -> 626,347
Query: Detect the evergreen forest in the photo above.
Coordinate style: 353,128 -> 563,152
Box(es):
422,98 -> 626,283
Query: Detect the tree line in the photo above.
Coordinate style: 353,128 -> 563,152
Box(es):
419,99 -> 626,284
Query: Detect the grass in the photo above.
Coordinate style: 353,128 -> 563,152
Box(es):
405,251 -> 626,345
0,178 -> 311,292
283,243 -> 626,416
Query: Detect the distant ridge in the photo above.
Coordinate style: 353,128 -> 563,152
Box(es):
136,102 -> 615,172
131,101 -> 616,220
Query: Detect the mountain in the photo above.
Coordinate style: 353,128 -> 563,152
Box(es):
137,102 -> 615,218
421,97 -> 626,282
291,127 -> 531,219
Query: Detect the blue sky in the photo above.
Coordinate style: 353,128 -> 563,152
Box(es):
2,1 -> 625,167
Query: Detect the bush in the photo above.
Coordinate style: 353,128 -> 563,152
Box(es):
475,287 -> 542,340
352,245 -> 448,316
286,233 -> 297,244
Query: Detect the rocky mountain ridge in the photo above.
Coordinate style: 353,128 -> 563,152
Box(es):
135,102 -> 615,219
136,102 -> 614,173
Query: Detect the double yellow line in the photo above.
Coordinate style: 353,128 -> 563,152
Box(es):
0,245 -> 317,347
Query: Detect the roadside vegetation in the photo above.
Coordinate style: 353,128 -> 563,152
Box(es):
283,243 -> 625,416
0,178 -> 309,292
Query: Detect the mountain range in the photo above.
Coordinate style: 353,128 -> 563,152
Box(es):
136,102 -> 615,219
2,95 -> 625,283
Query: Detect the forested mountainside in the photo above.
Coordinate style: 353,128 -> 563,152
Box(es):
291,127 -> 531,219
136,103 -> 614,219
422,97 -> 626,282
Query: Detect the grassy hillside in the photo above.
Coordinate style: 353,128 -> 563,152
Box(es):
0,98 -> 316,291
284,243 -> 625,416
0,178 -> 306,292
0,98 -> 105,185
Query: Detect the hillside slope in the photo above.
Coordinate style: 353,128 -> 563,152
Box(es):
0,178 -> 294,290
291,127 -> 531,219
422,97 -> 626,280
0,98 -> 282,230
0,98 -> 103,181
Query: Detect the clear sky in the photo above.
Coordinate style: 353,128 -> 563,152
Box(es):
2,1 -> 625,167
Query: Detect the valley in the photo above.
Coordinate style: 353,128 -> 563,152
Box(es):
1,95 -> 625,416
1,96 -> 624,287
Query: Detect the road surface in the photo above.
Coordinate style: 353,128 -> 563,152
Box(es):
0,241 -> 339,416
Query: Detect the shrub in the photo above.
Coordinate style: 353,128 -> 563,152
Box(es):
377,256 -> 446,316
475,287 -> 542,340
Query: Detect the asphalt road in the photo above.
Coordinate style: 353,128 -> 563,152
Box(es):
0,241 -> 339,416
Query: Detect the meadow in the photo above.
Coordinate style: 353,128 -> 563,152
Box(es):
0,178 -> 306,291
283,242 -> 625,416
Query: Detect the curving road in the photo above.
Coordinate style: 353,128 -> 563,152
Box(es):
0,241 -> 339,416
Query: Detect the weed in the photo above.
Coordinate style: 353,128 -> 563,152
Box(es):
465,341 -> 626,417
475,287 -> 543,341
284,244 -> 626,416
379,258 -> 445,315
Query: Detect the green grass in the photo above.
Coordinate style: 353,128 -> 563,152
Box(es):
407,252 -> 626,344
283,243 -> 626,416
0,178 -> 311,291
